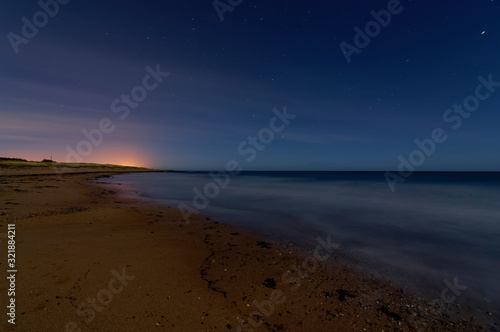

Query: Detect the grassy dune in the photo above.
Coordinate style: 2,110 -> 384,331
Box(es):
0,160 -> 148,169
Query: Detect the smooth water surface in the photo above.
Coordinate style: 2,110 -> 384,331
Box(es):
100,171 -> 500,316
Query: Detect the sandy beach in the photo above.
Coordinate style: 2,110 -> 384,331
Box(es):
0,169 -> 493,331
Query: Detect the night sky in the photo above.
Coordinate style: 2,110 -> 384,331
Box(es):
1,0 -> 499,170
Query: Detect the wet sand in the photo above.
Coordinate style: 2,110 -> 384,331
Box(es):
0,169 -> 494,331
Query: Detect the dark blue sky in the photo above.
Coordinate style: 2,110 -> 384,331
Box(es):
1,0 -> 499,170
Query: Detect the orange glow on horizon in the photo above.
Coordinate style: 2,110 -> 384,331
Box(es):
89,148 -> 152,168
2,147 -> 153,168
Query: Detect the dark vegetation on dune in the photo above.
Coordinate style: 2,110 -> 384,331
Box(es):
0,157 -> 148,169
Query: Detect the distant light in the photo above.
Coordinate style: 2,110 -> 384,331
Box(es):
481,31 -> 486,35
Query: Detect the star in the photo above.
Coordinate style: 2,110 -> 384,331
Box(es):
481,31 -> 486,35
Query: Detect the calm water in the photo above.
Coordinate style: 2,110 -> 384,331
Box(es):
100,171 -> 500,317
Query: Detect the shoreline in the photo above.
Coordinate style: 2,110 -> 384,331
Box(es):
0,169 -> 495,331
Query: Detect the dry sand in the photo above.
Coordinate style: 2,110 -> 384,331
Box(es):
0,169 -> 495,331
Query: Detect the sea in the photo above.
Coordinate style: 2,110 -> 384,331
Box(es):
99,171 -> 500,320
